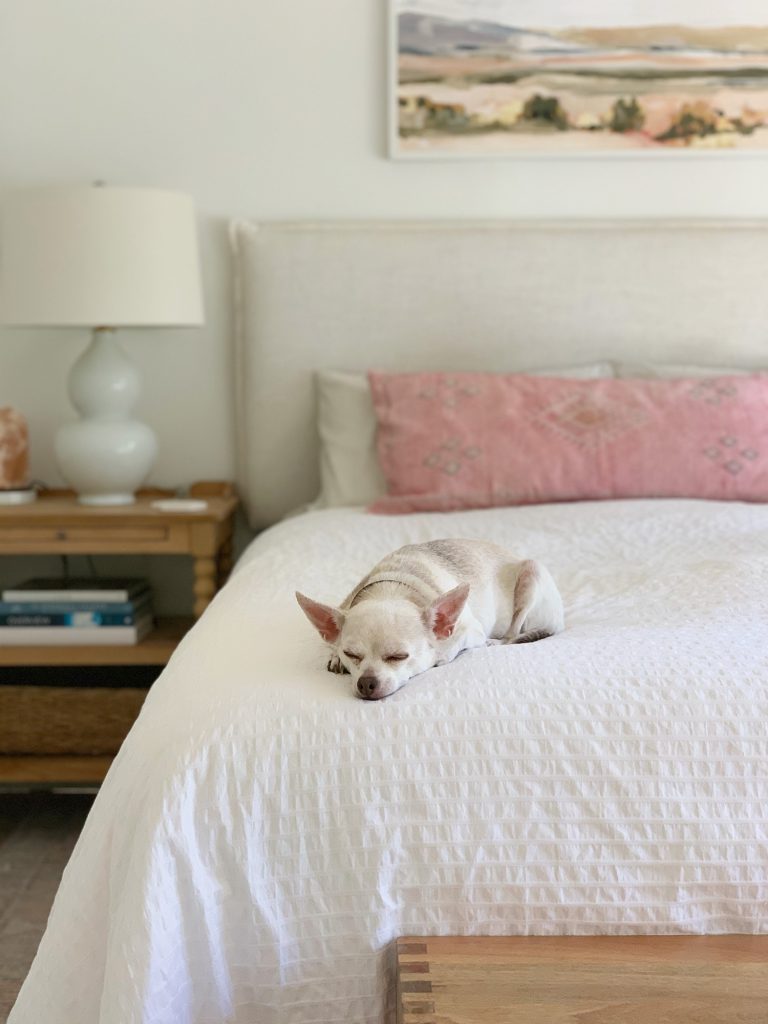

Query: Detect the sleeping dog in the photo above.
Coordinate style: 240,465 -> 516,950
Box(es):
296,539 -> 564,700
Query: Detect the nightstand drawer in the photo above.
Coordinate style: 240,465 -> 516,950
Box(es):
0,523 -> 190,554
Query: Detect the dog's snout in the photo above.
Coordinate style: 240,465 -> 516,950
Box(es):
357,675 -> 379,699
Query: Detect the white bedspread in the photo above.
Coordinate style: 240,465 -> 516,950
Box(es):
10,500 -> 768,1024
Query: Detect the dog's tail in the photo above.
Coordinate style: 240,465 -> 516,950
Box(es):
511,628 -> 552,644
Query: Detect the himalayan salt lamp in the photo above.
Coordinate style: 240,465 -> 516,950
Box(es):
0,408 -> 30,490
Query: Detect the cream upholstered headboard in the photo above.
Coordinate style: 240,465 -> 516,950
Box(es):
231,220 -> 768,528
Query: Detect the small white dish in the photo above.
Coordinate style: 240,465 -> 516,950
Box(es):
0,487 -> 38,505
150,498 -> 208,512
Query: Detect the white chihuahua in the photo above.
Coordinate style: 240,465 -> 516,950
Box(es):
296,539 -> 564,700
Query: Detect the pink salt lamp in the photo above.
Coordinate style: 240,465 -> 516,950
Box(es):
0,407 -> 31,491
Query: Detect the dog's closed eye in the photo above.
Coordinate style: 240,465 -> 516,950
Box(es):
385,653 -> 409,663
343,650 -> 362,663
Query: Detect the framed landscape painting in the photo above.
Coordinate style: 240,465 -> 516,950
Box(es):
390,0 -> 768,157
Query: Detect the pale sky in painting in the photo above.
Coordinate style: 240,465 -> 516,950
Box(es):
397,0 -> 768,29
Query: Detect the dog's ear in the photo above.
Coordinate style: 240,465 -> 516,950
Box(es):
424,583 -> 470,639
296,592 -> 344,643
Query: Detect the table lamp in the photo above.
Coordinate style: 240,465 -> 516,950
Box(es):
0,185 -> 204,504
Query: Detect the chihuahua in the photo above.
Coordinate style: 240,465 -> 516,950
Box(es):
296,539 -> 564,700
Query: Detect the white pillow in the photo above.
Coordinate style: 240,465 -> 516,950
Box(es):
616,362 -> 757,378
317,371 -> 388,508
317,364 -> 615,507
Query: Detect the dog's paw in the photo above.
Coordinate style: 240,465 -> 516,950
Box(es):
485,638 -> 504,647
326,654 -> 349,675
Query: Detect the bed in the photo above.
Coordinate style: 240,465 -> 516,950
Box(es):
9,221 -> 768,1024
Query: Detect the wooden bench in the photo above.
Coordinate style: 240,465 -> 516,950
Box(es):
396,935 -> 768,1023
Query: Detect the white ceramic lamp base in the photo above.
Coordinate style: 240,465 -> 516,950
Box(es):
55,328 -> 157,505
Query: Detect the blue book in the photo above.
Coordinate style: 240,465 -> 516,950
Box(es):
0,598 -> 149,617
0,610 -> 147,627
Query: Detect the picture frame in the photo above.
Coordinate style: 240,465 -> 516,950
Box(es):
388,1 -> 768,159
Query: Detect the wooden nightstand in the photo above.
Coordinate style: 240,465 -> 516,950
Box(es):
396,936 -> 768,1024
0,481 -> 239,787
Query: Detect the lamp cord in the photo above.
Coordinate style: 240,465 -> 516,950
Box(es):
59,555 -> 99,580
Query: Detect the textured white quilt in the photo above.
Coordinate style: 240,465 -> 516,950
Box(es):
10,500 -> 768,1024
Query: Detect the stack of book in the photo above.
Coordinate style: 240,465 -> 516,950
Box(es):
0,578 -> 154,645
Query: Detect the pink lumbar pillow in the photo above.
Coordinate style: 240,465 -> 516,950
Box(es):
367,371 -> 768,513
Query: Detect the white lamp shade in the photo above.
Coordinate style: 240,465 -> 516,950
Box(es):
0,186 -> 204,326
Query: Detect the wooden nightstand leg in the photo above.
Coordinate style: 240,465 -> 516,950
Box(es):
217,533 -> 233,589
190,522 -> 220,619
193,556 -> 217,618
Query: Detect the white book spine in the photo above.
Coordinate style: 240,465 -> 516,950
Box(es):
3,590 -> 138,603
0,618 -> 153,646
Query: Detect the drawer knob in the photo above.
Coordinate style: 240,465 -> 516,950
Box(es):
56,530 -> 67,540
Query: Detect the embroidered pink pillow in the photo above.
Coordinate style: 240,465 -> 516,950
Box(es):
368,372 -> 768,513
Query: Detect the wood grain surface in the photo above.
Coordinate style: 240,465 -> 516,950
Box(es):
0,756 -> 112,784
396,935 -> 768,1024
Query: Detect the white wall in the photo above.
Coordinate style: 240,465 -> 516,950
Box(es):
4,0 -> 768,497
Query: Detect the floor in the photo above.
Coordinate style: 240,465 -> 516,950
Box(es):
0,792 -> 93,1022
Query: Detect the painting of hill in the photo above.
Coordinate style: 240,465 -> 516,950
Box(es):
392,1 -> 768,155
